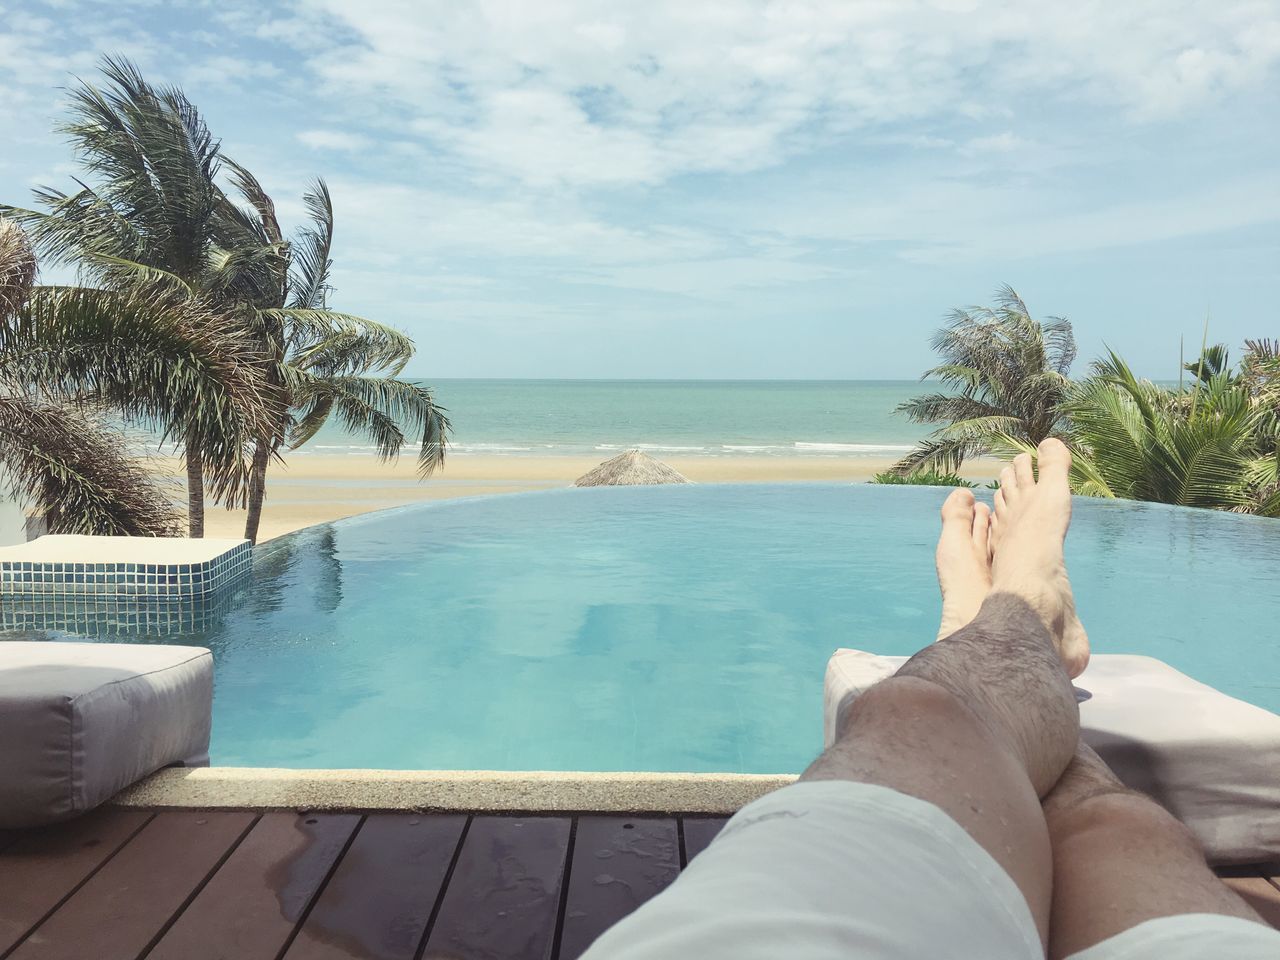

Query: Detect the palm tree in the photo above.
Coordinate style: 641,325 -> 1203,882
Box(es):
0,218 -> 178,535
894,285 -> 1076,473
6,58 -> 448,543
217,167 -> 450,544
2,57 -> 275,536
999,351 -> 1278,516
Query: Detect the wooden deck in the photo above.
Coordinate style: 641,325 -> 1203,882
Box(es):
1,808 -> 1277,960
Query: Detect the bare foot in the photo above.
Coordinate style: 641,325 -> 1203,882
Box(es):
935,488 -> 992,641
989,438 -> 1090,677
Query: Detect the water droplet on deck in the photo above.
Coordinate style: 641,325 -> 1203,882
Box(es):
594,874 -> 615,885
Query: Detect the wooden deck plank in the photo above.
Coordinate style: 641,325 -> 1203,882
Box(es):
7,810 -> 255,960
557,817 -> 681,960
0,808 -> 152,955
148,812 -> 361,960
283,813 -> 466,960
1219,868 -> 1280,930
680,817 -> 728,866
422,816 -> 571,960
6,807 -> 1279,960
1256,862 -> 1280,893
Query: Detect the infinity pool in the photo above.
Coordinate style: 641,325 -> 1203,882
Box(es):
7,485 -> 1279,772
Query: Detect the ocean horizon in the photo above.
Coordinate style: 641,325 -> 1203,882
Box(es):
298,379 -> 932,458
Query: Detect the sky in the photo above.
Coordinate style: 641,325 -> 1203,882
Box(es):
0,0 -> 1277,380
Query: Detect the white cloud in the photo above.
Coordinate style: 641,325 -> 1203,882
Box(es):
961,131 -> 1028,155
297,129 -> 374,152
3,0 -> 1278,378
274,0 -> 1280,188
320,179 -> 721,265
178,55 -> 281,89
562,255 -> 849,300
737,165 -> 1280,266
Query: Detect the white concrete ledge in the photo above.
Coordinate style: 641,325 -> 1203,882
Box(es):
0,535 -> 251,600
0,534 -> 247,565
110,767 -> 798,814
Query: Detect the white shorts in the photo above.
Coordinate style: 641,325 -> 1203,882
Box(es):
582,781 -> 1280,960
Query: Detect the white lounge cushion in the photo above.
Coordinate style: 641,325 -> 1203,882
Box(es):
0,641 -> 212,828
825,650 -> 1280,865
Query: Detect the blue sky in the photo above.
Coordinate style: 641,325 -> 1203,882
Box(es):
1,0 -> 1277,379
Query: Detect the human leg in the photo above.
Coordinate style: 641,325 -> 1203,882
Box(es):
803,439 -> 1086,943
1043,742 -> 1272,959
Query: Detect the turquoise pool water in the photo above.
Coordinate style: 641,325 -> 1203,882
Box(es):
9,485 -> 1280,772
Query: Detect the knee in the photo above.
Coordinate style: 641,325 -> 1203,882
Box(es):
838,675 -> 981,741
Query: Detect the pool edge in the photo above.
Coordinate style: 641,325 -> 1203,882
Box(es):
110,767 -> 798,814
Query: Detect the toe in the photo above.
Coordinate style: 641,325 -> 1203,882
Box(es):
1037,437 -> 1072,486
999,465 -> 1019,502
940,487 -> 976,525
971,502 -> 991,554
1014,452 -> 1034,488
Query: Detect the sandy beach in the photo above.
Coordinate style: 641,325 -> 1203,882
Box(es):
151,454 -> 1004,542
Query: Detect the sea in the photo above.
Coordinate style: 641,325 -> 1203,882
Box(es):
300,379 -> 931,458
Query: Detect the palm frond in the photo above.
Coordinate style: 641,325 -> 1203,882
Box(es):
0,394 -> 179,536
0,218 -> 36,316
896,392 -> 1005,425
80,253 -> 197,299
221,158 -> 283,245
289,180 -> 334,310
989,433 -> 1118,499
281,310 -> 415,377
289,372 -> 450,474
892,437 -> 985,474
1244,338 -> 1279,363
1063,355 -> 1267,510
0,192 -> 146,271
204,241 -> 288,304
58,57 -> 224,280
4,285 -> 274,503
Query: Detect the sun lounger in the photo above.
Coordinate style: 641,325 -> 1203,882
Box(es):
825,651 -> 1280,865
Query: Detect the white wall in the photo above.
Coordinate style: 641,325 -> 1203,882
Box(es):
0,498 -> 26,546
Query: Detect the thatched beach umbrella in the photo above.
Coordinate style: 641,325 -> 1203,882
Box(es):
573,449 -> 691,487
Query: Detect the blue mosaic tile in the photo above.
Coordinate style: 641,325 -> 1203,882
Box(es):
0,542 -> 252,601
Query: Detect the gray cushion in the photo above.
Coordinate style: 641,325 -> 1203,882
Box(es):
0,641 -> 212,828
825,650 -> 1280,865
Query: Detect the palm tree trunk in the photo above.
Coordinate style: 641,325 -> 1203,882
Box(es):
244,356 -> 288,544
185,442 -> 204,538
243,438 -> 272,544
